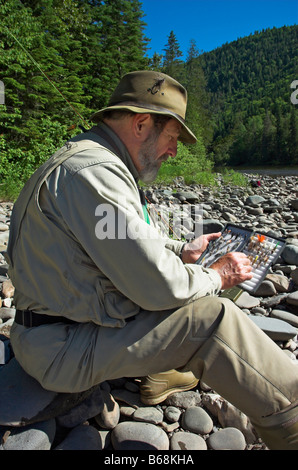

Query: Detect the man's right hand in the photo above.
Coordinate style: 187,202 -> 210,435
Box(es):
210,252 -> 253,290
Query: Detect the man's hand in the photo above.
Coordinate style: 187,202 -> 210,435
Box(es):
210,252 -> 253,290
181,232 -> 222,264
180,233 -> 253,290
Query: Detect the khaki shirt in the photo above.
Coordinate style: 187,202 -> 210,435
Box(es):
7,123 -> 221,328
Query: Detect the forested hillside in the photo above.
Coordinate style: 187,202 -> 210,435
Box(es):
0,0 -> 297,199
198,25 -> 298,167
150,25 -> 297,174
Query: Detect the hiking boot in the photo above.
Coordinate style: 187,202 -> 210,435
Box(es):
252,401 -> 298,450
140,369 -> 199,405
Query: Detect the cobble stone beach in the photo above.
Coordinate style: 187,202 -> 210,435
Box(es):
0,173 -> 298,451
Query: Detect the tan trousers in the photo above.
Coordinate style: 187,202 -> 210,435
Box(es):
10,296 -> 298,425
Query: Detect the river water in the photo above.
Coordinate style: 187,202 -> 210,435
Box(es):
231,166 -> 298,177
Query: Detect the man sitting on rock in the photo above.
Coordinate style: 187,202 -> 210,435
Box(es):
7,70 -> 298,450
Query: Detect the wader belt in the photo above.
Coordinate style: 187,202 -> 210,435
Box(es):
14,310 -> 136,327
15,310 -> 77,327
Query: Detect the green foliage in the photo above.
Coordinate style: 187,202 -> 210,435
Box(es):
0,117 -> 68,200
221,169 -> 249,187
155,143 -> 247,188
0,0 -> 296,203
197,25 -> 298,167
0,0 -> 150,199
156,141 -> 214,185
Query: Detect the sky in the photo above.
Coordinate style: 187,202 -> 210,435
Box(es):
141,0 -> 298,59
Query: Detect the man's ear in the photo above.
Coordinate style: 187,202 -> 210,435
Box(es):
132,113 -> 152,140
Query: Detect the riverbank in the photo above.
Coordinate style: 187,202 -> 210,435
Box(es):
0,173 -> 297,451
231,165 -> 298,177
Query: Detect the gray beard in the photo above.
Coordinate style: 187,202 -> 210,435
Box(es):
138,158 -> 160,183
138,130 -> 166,183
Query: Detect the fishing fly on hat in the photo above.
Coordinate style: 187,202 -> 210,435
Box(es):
90,71 -> 197,144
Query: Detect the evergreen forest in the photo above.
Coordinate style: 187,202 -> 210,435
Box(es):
198,25 -> 298,168
0,0 -> 297,198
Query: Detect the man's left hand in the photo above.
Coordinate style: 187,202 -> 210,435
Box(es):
181,232 -> 222,264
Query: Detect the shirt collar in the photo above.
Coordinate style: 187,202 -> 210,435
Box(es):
86,122 -> 140,182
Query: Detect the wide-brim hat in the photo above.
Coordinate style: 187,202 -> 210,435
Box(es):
90,70 -> 197,144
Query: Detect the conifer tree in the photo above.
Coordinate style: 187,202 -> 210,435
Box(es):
162,30 -> 183,77
261,111 -> 274,163
0,0 -> 150,197
289,105 -> 298,162
77,0 -> 149,111
184,39 -> 211,146
149,52 -> 163,71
